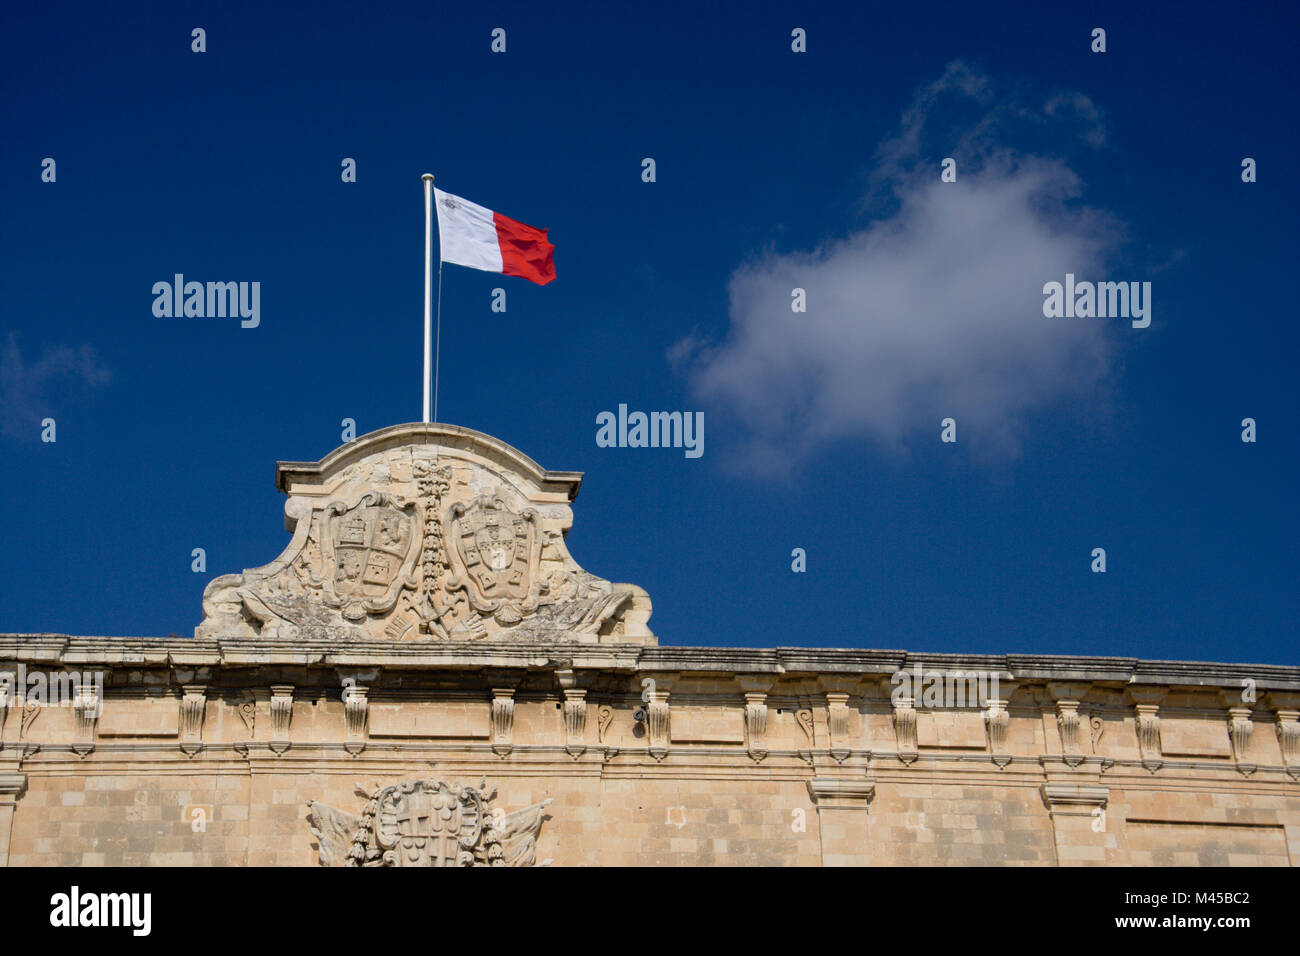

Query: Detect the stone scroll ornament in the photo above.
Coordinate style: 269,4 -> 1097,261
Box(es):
306,778 -> 552,867
194,425 -> 655,644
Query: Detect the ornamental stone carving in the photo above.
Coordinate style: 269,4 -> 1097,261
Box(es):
557,670 -> 587,757
1135,704 -> 1162,772
306,778 -> 551,867
491,688 -> 515,757
179,684 -> 207,756
196,423 -> 654,645
343,684 -> 369,755
826,693 -> 852,764
892,695 -> 918,765
647,691 -> 670,760
1262,693 -> 1300,780
1226,706 -> 1255,775
71,680 -> 99,756
743,693 -> 768,762
269,684 -> 294,755
984,696 -> 1012,768
1276,709 -> 1300,779
1047,682 -> 1090,768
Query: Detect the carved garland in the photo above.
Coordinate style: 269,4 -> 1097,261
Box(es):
413,461 -> 454,638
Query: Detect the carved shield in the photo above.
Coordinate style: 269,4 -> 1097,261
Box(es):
445,496 -> 541,614
320,492 -> 420,621
373,780 -> 484,867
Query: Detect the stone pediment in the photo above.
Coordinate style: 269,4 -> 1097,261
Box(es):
196,423 -> 654,645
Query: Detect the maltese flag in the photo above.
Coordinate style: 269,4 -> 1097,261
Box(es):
434,187 -> 556,285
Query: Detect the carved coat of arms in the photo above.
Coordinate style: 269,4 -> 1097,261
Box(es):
320,492 -> 421,621
307,778 -> 551,867
444,496 -> 542,625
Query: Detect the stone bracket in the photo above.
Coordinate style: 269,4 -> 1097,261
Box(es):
744,692 -> 768,762
1275,709 -> 1300,779
647,691 -> 670,761
72,680 -> 99,756
179,684 -> 207,756
557,670 -> 587,758
491,687 -> 515,757
892,696 -> 918,765
984,697 -> 1011,768
269,684 -> 294,755
343,685 -> 369,756
1134,703 -> 1162,773
826,693 -> 852,764
1226,706 -> 1255,776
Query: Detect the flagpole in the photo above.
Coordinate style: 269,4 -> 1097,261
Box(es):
434,251 -> 443,423
422,174 -> 434,423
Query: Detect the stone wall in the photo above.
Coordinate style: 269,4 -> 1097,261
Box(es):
1,637 -> 1297,866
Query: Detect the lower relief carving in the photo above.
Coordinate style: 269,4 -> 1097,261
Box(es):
306,778 -> 552,867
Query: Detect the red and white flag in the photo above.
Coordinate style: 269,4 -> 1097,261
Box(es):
434,187 -> 556,286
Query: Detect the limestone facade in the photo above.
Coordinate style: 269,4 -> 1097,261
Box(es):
1,424 -> 1297,866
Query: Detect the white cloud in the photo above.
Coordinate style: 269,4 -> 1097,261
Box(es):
0,333 -> 110,440
677,62 -> 1122,474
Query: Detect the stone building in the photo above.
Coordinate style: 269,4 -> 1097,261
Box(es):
1,423 -> 1297,866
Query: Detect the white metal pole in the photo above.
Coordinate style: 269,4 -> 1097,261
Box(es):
422,173 -> 435,423
434,255 -> 443,423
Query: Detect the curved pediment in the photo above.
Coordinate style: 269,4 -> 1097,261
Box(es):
196,423 -> 654,645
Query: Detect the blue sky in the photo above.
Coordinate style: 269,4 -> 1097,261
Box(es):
2,1 -> 1296,663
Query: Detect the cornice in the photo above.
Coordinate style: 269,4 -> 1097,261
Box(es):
1,636 -> 1297,691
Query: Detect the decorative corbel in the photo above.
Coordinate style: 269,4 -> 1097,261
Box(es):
984,696 -> 1012,768
556,669 -> 587,758
743,693 -> 768,762
269,684 -> 294,755
647,691 -> 670,761
1213,688 -> 1255,776
343,685 -> 369,756
892,695 -> 918,765
978,682 -> 1016,768
1225,707 -> 1255,775
179,684 -> 207,756
71,679 -> 100,756
1047,682 -> 1091,768
1129,689 -> 1164,773
1058,700 -> 1084,766
825,693 -> 852,764
337,668 -> 377,756
1268,701 -> 1299,780
491,687 -> 516,757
